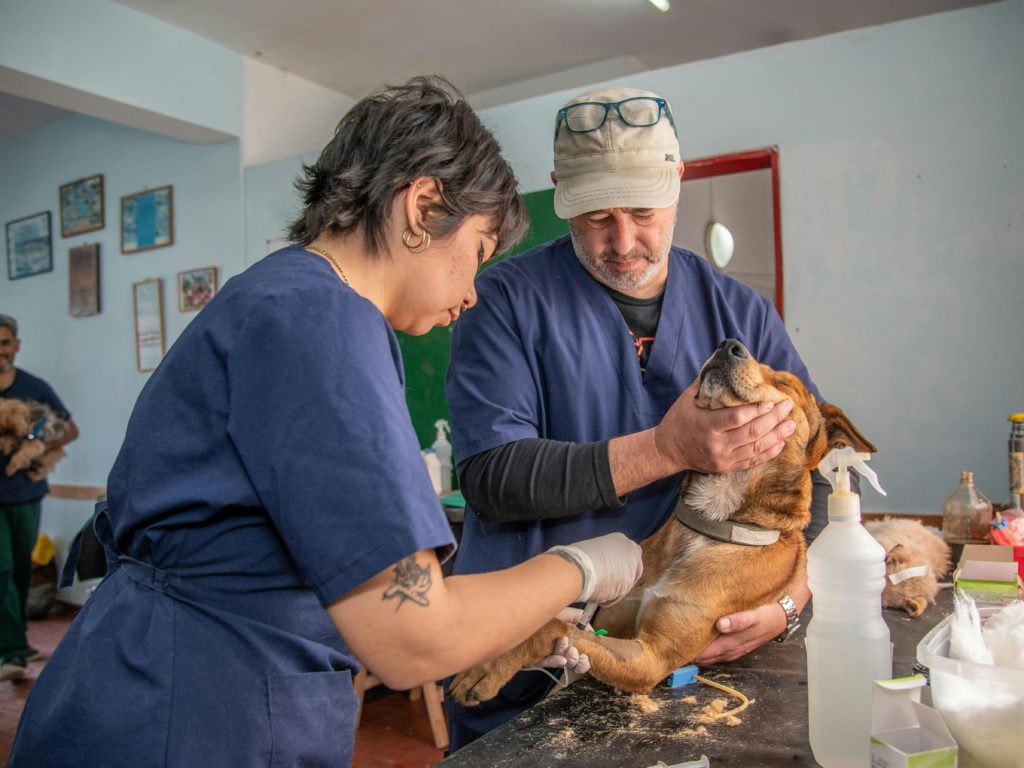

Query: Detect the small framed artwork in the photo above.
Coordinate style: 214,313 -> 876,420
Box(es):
6,211 -> 53,280
132,278 -> 165,372
178,266 -> 217,312
69,243 -> 101,317
59,174 -> 104,237
121,185 -> 173,254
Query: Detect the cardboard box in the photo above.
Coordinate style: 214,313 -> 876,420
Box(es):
954,544 -> 1022,604
870,675 -> 957,767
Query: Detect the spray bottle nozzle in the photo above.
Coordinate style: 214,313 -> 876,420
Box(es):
817,446 -> 886,497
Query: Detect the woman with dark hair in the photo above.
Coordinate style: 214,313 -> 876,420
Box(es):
8,77 -> 642,768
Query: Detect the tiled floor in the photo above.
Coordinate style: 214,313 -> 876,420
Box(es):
1,605 -> 444,767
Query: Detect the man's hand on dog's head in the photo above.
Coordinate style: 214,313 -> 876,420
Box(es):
654,380 -> 797,475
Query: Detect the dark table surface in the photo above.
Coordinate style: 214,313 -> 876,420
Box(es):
438,590 -> 953,768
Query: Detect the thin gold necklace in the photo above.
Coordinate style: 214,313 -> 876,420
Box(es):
305,245 -> 352,287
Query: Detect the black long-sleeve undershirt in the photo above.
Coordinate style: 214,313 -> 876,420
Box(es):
456,438 -> 624,523
458,439 -> 832,543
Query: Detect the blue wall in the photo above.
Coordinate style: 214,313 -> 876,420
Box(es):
243,152 -> 316,268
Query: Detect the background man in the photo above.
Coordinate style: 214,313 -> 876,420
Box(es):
0,313 -> 78,682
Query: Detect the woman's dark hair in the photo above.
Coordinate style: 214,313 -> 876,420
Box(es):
288,75 -> 527,257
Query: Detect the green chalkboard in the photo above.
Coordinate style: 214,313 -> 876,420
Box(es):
397,188 -> 568,466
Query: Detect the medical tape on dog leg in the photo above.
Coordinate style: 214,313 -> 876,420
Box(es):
888,564 -> 930,584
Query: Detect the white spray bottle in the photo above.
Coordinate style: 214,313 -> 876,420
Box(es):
432,419 -> 453,494
806,447 -> 890,768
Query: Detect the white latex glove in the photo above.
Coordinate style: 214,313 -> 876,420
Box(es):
547,532 -> 643,605
540,607 -> 593,673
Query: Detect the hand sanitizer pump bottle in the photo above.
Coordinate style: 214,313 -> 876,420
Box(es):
432,419 -> 453,493
806,447 -> 891,768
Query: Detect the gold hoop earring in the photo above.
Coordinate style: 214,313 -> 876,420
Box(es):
403,227 -> 431,254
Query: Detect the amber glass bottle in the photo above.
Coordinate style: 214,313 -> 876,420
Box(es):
942,470 -> 992,552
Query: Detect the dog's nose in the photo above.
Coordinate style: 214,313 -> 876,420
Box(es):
715,338 -> 750,361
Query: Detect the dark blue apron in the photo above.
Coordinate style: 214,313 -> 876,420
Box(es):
10,501 -> 358,768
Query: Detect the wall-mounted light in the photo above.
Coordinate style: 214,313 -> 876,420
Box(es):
705,221 -> 735,269
648,0 -> 670,12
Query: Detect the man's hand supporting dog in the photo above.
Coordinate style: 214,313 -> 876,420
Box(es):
608,380 -> 797,499
695,577 -> 810,665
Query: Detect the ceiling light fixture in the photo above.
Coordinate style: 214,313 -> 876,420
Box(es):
705,222 -> 735,269
648,0 -> 671,12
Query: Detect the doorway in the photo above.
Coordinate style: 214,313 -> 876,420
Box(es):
673,148 -> 783,317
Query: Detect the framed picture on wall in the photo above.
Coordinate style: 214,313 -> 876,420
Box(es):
121,185 -> 173,254
59,174 -> 104,237
133,278 -> 165,372
6,211 -> 53,280
177,266 -> 217,312
69,243 -> 101,317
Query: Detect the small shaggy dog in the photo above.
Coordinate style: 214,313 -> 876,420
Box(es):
0,398 -> 70,481
865,516 -> 951,617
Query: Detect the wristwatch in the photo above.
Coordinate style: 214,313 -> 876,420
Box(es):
774,594 -> 800,643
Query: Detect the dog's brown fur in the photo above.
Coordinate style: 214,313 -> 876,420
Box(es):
865,517 -> 951,618
450,340 -> 876,703
0,398 -> 69,481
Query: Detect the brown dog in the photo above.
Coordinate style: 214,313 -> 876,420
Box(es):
450,339 -> 876,703
0,398 -> 69,481
865,517 -> 951,617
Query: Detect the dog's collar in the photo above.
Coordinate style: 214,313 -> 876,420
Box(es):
674,499 -> 781,546
27,418 -> 46,441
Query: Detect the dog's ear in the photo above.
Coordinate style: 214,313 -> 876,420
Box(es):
820,402 -> 877,454
885,543 -> 906,566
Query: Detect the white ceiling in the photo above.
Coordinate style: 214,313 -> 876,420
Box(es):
0,0 -> 996,142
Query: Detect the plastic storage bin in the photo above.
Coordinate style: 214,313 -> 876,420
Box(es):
916,607 -> 1024,767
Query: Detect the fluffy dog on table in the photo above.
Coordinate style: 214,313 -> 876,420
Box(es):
0,398 -> 70,481
865,517 -> 951,618
451,339 -> 876,702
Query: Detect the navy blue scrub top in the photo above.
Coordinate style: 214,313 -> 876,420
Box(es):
9,247 -> 454,768
446,235 -> 821,576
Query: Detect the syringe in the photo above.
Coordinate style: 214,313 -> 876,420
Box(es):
572,601 -> 599,644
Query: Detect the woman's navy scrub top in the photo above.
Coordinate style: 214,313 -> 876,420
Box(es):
9,247 -> 455,768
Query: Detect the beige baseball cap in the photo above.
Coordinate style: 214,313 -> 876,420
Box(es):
552,86 -> 681,219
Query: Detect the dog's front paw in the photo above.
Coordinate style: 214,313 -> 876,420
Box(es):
450,656 -> 524,706
903,596 -> 928,617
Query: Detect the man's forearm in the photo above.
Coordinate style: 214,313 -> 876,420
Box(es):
45,418 -> 79,450
458,438 -> 623,522
607,428 -> 683,498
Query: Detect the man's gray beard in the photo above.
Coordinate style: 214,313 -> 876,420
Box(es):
568,216 -> 675,293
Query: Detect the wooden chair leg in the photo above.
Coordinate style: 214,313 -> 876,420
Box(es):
354,668 -> 382,727
421,681 -> 449,751
353,668 -> 368,726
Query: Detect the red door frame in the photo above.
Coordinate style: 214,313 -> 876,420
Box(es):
682,148 -> 783,318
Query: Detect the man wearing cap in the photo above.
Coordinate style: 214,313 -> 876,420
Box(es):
444,86 -> 823,749
0,314 -> 79,682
